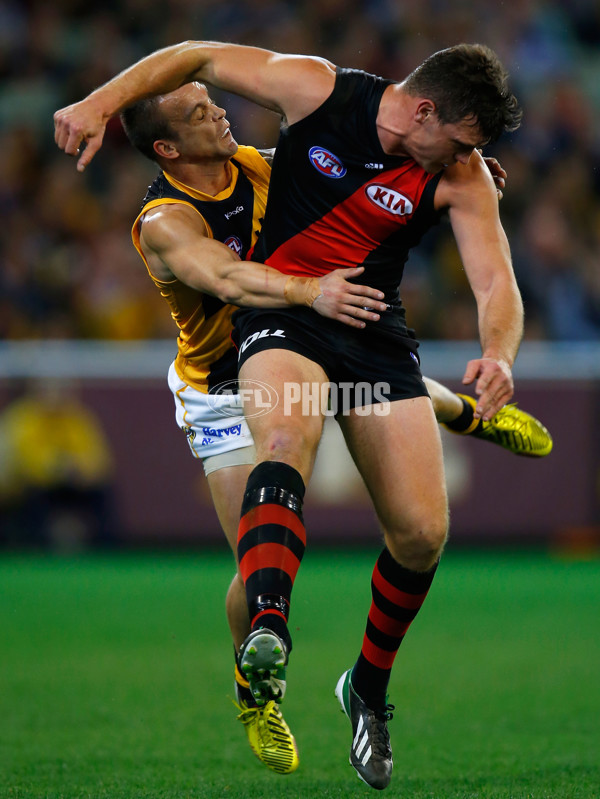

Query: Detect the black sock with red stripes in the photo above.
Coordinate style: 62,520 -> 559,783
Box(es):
237,461 -> 306,653
351,547 -> 438,711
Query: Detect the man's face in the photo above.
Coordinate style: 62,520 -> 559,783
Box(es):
156,82 -> 238,161
409,112 -> 487,174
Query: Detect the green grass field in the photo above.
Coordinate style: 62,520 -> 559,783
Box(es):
1,548 -> 599,799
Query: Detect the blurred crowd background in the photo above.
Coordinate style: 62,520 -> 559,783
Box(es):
2,0 -> 600,344
1,0 -> 599,550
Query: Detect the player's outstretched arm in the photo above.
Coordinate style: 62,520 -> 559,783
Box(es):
54,41 -> 335,172
436,151 -> 523,421
139,204 -> 386,328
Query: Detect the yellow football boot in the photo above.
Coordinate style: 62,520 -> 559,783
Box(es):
448,394 -> 553,457
233,670 -> 299,774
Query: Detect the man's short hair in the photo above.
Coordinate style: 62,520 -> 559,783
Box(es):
403,43 -> 522,142
120,96 -> 177,162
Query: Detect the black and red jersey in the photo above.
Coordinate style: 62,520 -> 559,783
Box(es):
250,68 -> 443,303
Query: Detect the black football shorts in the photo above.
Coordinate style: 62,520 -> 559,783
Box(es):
232,305 -> 429,412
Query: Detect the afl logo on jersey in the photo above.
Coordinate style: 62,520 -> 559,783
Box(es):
224,235 -> 243,256
366,185 -> 414,216
308,146 -> 347,179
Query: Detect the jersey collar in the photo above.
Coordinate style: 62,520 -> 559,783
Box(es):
163,161 -> 239,201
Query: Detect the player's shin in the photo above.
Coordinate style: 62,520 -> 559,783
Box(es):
351,547 -> 439,711
237,461 -> 306,704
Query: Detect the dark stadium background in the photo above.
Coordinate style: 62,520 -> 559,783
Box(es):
0,0 -> 599,550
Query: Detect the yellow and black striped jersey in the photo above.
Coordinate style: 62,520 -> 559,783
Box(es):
131,145 -> 270,393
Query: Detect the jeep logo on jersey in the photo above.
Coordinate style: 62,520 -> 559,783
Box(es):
308,146 -> 347,179
365,185 -> 414,216
224,235 -> 243,256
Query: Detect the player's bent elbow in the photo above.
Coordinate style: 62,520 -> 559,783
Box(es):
211,277 -> 241,306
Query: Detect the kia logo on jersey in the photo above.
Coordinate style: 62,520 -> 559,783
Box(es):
365,185 -> 414,216
308,146 -> 347,178
224,235 -> 243,255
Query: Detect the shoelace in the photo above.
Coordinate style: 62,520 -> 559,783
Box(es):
235,700 -> 288,744
368,703 -> 395,755
380,703 -> 395,721
491,404 -> 528,431
235,704 -> 259,726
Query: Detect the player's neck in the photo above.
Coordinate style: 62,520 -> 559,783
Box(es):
376,83 -> 411,157
166,158 -> 232,197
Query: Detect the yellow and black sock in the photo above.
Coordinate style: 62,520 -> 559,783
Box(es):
444,395 -> 480,434
234,661 -> 256,705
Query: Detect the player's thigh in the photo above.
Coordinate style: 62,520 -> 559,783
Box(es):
338,395 -> 448,533
239,348 -> 329,480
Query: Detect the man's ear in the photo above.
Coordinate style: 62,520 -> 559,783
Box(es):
415,100 -> 436,124
154,140 -> 179,160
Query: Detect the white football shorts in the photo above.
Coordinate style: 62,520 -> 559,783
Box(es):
167,362 -> 256,475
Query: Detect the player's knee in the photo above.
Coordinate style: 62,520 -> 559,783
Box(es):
385,513 -> 448,572
258,424 -> 318,466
